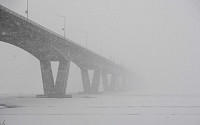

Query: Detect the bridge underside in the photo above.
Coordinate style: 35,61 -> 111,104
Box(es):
39,59 -> 126,97
0,5 -> 130,97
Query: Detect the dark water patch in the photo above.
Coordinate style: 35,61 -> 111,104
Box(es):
0,104 -> 23,108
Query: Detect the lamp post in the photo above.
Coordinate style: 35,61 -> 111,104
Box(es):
58,15 -> 66,38
25,0 -> 29,18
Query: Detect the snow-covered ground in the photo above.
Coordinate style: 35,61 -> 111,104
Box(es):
0,92 -> 200,125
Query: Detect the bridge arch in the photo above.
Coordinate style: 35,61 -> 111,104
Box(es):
0,41 -> 43,94
0,38 -> 41,59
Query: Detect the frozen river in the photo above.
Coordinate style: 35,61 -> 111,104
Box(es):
0,92 -> 200,125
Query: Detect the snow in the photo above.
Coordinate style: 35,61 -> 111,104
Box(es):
0,92 -> 200,125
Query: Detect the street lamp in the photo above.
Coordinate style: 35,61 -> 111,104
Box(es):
58,15 -> 66,38
25,0 -> 29,18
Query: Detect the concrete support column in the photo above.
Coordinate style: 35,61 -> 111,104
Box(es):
102,73 -> 109,91
121,77 -> 127,90
110,74 -> 117,91
54,60 -> 70,96
115,77 -> 120,91
91,68 -> 101,92
80,68 -> 91,92
40,60 -> 54,96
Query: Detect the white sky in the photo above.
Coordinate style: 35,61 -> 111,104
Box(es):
0,0 -> 200,95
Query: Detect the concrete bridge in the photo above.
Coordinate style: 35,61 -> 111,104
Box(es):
0,5 -> 131,97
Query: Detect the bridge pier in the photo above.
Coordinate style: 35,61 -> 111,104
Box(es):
90,68 -> 101,93
40,59 -> 124,96
80,68 -> 91,92
110,74 -> 119,91
40,59 -> 55,96
39,59 -> 71,98
53,60 -> 70,96
102,73 -> 109,91
121,77 -> 127,90
115,77 -> 119,91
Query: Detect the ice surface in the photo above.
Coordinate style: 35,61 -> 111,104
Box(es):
0,92 -> 200,125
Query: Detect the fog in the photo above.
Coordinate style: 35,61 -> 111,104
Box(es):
0,0 -> 200,95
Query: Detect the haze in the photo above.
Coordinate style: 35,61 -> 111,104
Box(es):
0,0 -> 200,95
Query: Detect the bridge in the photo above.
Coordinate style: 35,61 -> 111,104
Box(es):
0,5 -> 131,97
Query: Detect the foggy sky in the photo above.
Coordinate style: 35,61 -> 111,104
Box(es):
0,0 -> 200,95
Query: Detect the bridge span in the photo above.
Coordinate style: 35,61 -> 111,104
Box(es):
0,5 -> 131,97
